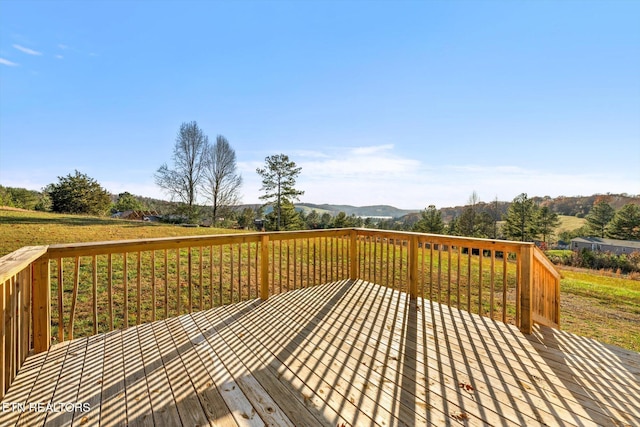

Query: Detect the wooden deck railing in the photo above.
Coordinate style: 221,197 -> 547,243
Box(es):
0,228 -> 560,399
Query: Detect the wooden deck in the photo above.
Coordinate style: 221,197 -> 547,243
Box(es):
1,279 -> 638,426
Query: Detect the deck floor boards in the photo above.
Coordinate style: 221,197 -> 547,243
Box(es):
2,279 -> 639,426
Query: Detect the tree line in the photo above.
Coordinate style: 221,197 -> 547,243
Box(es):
405,193 -> 639,243
2,119 -> 638,242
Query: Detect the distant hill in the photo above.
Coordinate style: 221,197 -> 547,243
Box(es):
296,203 -> 419,218
403,193 -> 640,223
532,194 -> 639,217
234,203 -> 419,218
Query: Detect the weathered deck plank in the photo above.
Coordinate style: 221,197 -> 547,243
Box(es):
136,322 -> 182,426
1,280 -> 638,427
71,334 -> 105,427
98,329 -> 127,426
150,317 -> 210,426
122,325 -> 154,427
178,314 -> 264,427
163,315 -> 237,426
195,302 -> 309,426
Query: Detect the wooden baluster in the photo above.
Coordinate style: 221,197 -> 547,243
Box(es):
478,250 -> 483,316
260,235 -> 269,300
123,253 -> 129,328
164,249 -> 169,319
92,255 -> 98,334
447,245 -> 452,307
457,246 -> 462,310
57,258 -> 65,341
210,245 -> 214,308
137,251 -> 141,325
188,247 -> 193,312
199,247 -> 204,310
490,250 -> 495,320
176,249 -> 181,316
409,236 -> 418,298
151,250 -> 156,322
68,256 -> 80,339
502,253 -> 508,323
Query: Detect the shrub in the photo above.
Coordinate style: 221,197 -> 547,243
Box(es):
545,248 -> 640,274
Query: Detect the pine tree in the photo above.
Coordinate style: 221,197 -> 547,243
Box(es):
537,206 -> 560,243
502,193 -> 539,242
256,154 -> 304,231
586,200 -> 615,237
413,205 -> 445,234
607,203 -> 640,240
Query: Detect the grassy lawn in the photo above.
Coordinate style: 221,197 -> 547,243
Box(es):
2,208 -> 639,353
0,208 -> 246,257
556,214 -> 586,232
559,269 -> 640,352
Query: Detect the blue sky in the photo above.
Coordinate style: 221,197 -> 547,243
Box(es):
1,0 -> 638,209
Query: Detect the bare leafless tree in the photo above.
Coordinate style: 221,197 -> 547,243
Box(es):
202,135 -> 243,224
155,121 -> 208,222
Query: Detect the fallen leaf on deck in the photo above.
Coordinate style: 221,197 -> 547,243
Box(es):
451,411 -> 469,421
459,382 -> 474,392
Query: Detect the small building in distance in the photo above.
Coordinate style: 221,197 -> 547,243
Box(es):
570,237 -> 640,255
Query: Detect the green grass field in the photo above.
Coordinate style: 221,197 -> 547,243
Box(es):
2,208 -> 638,352
556,214 -> 587,232
0,208 -> 245,257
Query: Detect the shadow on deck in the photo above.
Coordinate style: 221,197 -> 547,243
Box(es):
1,280 -> 638,426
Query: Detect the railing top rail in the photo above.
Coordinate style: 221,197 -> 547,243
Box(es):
353,228 -> 535,250
45,233 -> 262,258
44,228 -> 355,258
0,245 -> 48,283
42,227 -> 538,259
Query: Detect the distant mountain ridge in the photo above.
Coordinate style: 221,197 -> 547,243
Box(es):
292,193 -> 640,221
295,203 -> 419,218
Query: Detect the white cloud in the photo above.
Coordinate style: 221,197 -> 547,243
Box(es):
290,150 -> 330,158
55,55 -> 63,59
0,58 -> 18,66
238,145 -> 425,208
239,145 -> 640,209
13,44 -> 42,56
350,144 -> 394,155
57,44 -> 68,50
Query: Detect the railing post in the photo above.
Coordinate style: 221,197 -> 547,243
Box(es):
260,234 -> 270,300
519,245 -> 533,334
409,235 -> 418,298
32,256 -> 51,353
349,230 -> 358,281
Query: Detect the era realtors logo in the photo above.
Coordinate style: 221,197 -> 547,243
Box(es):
1,402 -> 91,413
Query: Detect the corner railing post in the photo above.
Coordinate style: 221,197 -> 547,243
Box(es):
32,256 -> 51,353
260,234 -> 270,300
349,229 -> 358,281
520,245 -> 533,334
409,235 -> 419,298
